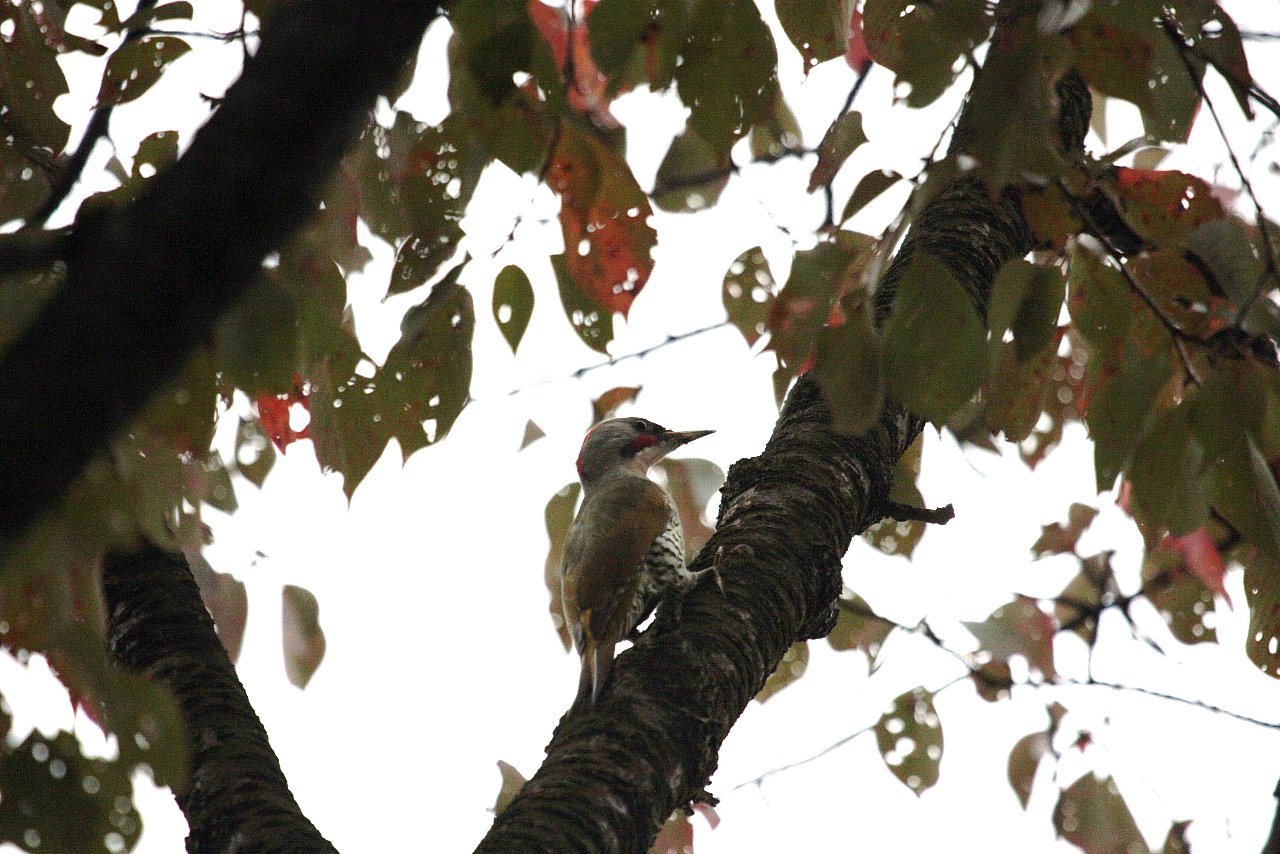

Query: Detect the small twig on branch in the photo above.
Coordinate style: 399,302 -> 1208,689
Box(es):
881,500 -> 955,525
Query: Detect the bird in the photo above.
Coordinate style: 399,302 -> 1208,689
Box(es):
560,416 -> 714,709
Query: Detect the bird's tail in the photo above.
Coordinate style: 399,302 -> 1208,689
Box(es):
570,622 -> 614,713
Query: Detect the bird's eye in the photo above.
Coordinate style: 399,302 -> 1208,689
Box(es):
630,419 -> 648,432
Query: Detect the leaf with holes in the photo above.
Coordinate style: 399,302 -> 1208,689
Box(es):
882,253 -> 987,426
863,434 -> 926,558
808,110 -> 866,193
723,246 -> 777,348
1142,542 -> 1218,645
234,416 -> 276,487
863,0 -> 989,107
1113,168 -> 1225,249
549,122 -> 655,317
96,36 -> 190,106
875,686 -> 943,795
756,642 -> 809,702
493,265 -> 534,353
777,0 -> 853,75
282,585 -> 326,689
1008,730 -> 1050,809
768,231 -> 875,369
964,596 -> 1057,681
552,254 -> 615,353
653,125 -> 730,213
1054,774 -> 1145,854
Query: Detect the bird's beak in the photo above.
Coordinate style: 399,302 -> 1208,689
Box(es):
664,429 -> 714,446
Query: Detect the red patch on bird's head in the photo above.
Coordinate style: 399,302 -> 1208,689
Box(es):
629,434 -> 659,454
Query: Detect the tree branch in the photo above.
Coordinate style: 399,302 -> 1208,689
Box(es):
104,546 -> 336,852
475,45 -> 1093,854
0,1 -> 439,549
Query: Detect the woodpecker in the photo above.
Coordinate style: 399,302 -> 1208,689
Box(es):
561,417 -> 714,709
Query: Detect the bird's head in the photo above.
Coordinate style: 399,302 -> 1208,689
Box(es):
575,417 -> 713,484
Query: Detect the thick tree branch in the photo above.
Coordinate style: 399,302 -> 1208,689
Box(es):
0,1 -> 438,548
476,55 -> 1092,854
104,546 -> 335,853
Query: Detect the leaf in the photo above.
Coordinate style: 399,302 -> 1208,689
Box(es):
776,0 -> 853,75
0,731 -> 142,854
552,254 -> 615,353
810,306 -> 884,435
749,88 -> 803,160
845,7 -> 872,73
96,35 -> 190,106
492,760 -> 528,816
827,592 -> 892,672
1008,731 -> 1050,809
984,336 -> 1060,443
1170,0 -> 1251,117
592,386 -> 642,424
808,111 -> 866,192
282,584 -> 326,689
493,265 -> 535,353
1031,503 -> 1099,558
217,278 -> 301,395
722,246 -> 777,347
234,416 -> 276,487
874,686 -> 943,795
1085,340 -> 1172,492
652,126 -> 730,212
1127,402 -> 1211,536
756,641 -> 808,702
1163,820 -> 1192,854
964,596 -> 1057,681
255,385 -> 310,452
863,0 -> 989,107
548,122 -> 656,318
1187,217 -> 1272,311
768,231 -> 875,369
1054,553 -> 1118,647
187,548 -> 249,663
1113,167 -> 1226,249
1053,774 -> 1145,854
986,260 -> 1065,363
131,130 -> 179,180
588,0 -> 655,85
840,169 -> 902,224
1020,184 -> 1080,250
674,0 -> 778,152
117,0 -> 193,30
882,253 -> 987,426
543,482 -> 582,650
519,419 -> 546,450
1142,542 -> 1218,645
658,457 -> 724,559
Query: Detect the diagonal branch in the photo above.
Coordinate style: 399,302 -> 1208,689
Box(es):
0,1 -> 439,549
103,545 -> 337,853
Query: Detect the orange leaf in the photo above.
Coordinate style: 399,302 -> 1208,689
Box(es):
255,375 -> 310,451
1160,528 -> 1230,604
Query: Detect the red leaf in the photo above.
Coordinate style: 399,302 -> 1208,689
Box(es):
1160,527 -> 1230,604
845,8 -> 872,74
529,0 -> 618,127
1114,167 -> 1225,247
255,375 -> 310,451
548,123 -> 655,317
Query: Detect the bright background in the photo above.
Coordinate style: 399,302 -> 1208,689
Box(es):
4,1 -> 1280,851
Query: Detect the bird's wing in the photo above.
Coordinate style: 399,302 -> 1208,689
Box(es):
561,476 -> 672,651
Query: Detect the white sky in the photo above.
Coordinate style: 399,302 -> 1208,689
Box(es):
5,1 -> 1280,852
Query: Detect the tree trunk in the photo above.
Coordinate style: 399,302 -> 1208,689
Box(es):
475,47 -> 1093,854
104,546 -> 337,853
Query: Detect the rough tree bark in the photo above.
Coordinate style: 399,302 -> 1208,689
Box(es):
0,0 -> 438,547
104,547 -> 335,853
475,45 -> 1092,854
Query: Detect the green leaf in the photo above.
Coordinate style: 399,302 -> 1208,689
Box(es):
96,36 -> 191,106
653,126 -> 730,212
875,686 -> 943,795
447,38 -> 556,175
1085,340 -> 1172,491
722,246 -> 777,347
117,0 -> 193,30
282,585 -> 326,689
675,0 -> 778,152
882,253 -> 986,426
827,592 -> 892,672
493,265 -> 535,353
589,0 -> 654,83
810,308 -> 884,435
1128,402 -> 1210,535
984,339 -> 1058,443
552,254 -> 615,354
863,0 -> 989,107
840,169 -> 902,224
0,731 -> 142,853
215,278 -> 300,395
776,0 -> 853,74
749,88 -> 803,160
756,642 -> 809,702
767,231 -> 875,369
1067,246 -> 1132,357
1142,546 -> 1217,646
1008,731 -> 1050,809
1188,217 -> 1272,310
987,260 -> 1065,363
808,110 -> 867,192
1169,0 -> 1251,117
1053,774 -> 1145,854
131,130 -> 179,180
1242,545 -> 1280,677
